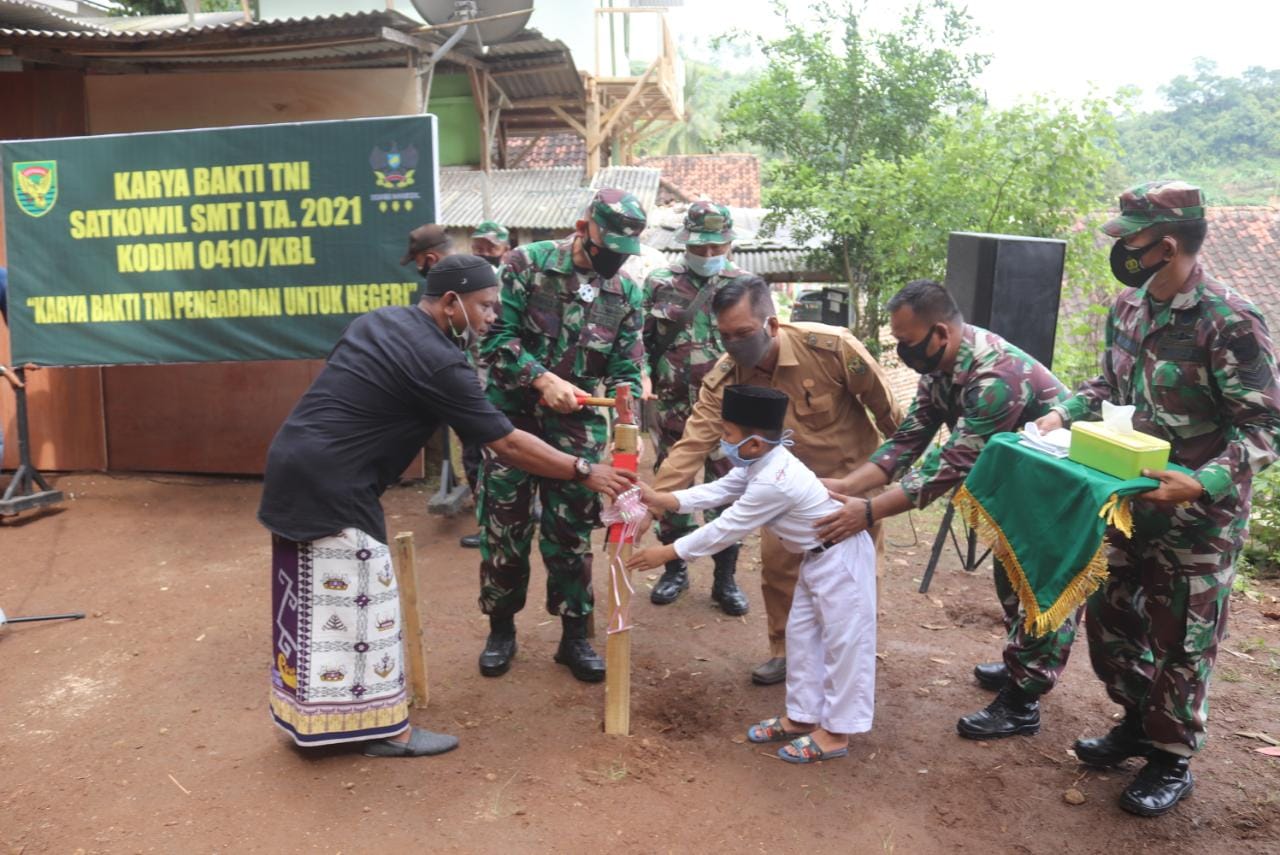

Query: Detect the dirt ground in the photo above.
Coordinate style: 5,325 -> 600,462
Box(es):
2,470 -> 1279,855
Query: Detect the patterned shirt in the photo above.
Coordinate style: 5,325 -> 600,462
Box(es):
871,324 -> 1068,508
481,238 -> 644,415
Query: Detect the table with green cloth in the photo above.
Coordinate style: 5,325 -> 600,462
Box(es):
952,432 -> 1162,637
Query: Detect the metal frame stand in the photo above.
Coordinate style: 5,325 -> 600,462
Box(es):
0,367 -> 64,517
918,500 -> 990,593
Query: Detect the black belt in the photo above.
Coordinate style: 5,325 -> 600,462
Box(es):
809,540 -> 836,555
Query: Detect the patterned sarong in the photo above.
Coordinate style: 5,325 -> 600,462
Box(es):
270,528 -> 410,746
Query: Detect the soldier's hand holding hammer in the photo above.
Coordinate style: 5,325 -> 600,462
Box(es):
534,372 -> 588,413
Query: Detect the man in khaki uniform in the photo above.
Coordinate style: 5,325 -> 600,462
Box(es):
650,276 -> 902,683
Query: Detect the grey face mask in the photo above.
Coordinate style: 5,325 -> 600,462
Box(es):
724,322 -> 774,370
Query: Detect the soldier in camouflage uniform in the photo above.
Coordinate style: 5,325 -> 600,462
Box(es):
476,189 -> 647,683
643,202 -> 754,614
1037,181 -> 1280,817
816,280 -> 1080,738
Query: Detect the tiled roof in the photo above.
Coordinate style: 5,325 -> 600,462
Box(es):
636,153 -> 762,208
1199,206 -> 1280,323
505,133 -> 585,169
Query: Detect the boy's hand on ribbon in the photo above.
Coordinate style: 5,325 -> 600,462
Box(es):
627,543 -> 677,572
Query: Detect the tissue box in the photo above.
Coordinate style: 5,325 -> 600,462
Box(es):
1068,422 -> 1171,480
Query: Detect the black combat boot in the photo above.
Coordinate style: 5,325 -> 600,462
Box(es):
478,614 -> 517,677
650,557 -> 689,605
710,545 -> 749,616
554,615 -> 605,682
1119,750 -> 1194,817
956,682 -> 1041,739
1074,709 -> 1153,766
973,662 -> 1009,691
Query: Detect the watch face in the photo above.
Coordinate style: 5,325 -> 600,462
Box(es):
575,457 -> 591,477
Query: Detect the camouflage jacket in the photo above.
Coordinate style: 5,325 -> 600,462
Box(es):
642,260 -> 753,408
1055,265 -> 1280,550
482,238 -> 644,415
871,324 -> 1068,508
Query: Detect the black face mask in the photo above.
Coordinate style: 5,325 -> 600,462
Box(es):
1110,237 -> 1170,288
897,325 -> 945,375
480,255 -> 503,268
417,258 -> 433,279
583,234 -> 627,279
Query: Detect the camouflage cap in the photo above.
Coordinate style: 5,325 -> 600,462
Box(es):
585,188 -> 646,255
675,201 -> 736,246
1101,180 -> 1207,238
471,220 -> 509,244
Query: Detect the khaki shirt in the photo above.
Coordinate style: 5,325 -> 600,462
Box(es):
654,322 -> 904,490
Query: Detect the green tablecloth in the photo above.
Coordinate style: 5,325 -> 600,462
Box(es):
952,432 -> 1161,637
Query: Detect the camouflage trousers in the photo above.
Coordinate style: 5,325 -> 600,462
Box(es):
651,400 -> 733,547
477,410 -> 607,619
1086,529 -> 1236,757
993,558 -> 1081,696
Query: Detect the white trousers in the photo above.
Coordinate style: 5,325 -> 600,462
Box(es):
784,531 -> 877,734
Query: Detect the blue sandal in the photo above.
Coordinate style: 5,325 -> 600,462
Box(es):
747,716 -> 810,744
777,734 -> 849,764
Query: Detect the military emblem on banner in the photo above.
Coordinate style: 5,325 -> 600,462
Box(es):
13,160 -> 58,218
369,144 -> 417,190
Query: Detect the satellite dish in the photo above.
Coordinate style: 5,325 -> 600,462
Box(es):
411,0 -> 534,45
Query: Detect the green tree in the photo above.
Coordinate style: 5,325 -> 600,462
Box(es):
720,1 -> 1120,373
634,49 -> 762,157
1117,60 -> 1280,203
111,0 -> 244,16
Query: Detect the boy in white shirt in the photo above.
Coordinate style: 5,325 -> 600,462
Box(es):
629,385 -> 877,763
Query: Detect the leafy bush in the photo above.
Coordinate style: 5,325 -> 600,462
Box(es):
1241,465 -> 1280,579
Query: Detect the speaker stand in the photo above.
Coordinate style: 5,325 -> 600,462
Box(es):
918,500 -> 990,593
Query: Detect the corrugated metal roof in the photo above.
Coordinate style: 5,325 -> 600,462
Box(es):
0,0 -> 100,32
439,167 -> 595,230
0,8 -> 422,40
660,248 -> 838,281
592,166 -> 660,213
438,166 -> 661,232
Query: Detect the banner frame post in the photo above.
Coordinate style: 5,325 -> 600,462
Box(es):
0,367 -> 65,516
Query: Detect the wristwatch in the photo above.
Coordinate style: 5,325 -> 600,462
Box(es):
572,456 -> 592,481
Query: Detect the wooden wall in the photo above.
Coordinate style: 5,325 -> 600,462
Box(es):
2,67 -> 424,475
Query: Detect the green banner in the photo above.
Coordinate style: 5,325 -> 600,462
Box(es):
1,115 -> 438,365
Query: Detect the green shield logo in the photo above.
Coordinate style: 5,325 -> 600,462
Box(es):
13,161 -> 58,217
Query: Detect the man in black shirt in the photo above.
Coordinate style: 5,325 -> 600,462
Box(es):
259,255 -> 634,757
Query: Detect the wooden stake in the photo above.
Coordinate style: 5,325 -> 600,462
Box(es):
393,532 -> 429,708
604,420 -> 639,735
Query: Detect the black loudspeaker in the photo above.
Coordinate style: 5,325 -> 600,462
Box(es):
944,232 -> 1066,369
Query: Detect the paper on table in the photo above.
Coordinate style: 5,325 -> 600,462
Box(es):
1019,421 -> 1071,458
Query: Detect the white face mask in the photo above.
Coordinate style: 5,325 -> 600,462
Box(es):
447,293 -> 475,349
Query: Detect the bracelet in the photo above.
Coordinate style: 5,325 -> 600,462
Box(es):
864,498 -> 874,527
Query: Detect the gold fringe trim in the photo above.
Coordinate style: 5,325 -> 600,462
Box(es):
951,485 -> 1112,637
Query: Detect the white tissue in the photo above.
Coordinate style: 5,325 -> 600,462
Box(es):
1102,400 -> 1137,434
1020,422 -> 1072,458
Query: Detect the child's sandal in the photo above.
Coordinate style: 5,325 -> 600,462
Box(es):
746,716 -> 806,744
777,734 -> 849,764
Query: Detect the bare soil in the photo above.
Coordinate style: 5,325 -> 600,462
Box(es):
2,470 -> 1278,854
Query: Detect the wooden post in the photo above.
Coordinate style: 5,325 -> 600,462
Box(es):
604,387 -> 639,735
393,532 -> 430,708
584,76 -> 601,180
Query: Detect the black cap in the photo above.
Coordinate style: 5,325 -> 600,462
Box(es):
423,254 -> 499,296
400,224 -> 452,264
721,385 -> 789,432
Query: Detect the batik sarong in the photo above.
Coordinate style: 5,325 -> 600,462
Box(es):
269,528 -> 409,746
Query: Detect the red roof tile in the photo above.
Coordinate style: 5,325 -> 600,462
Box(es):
504,133 -> 584,169
636,153 -> 761,208
1199,206 -> 1280,323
